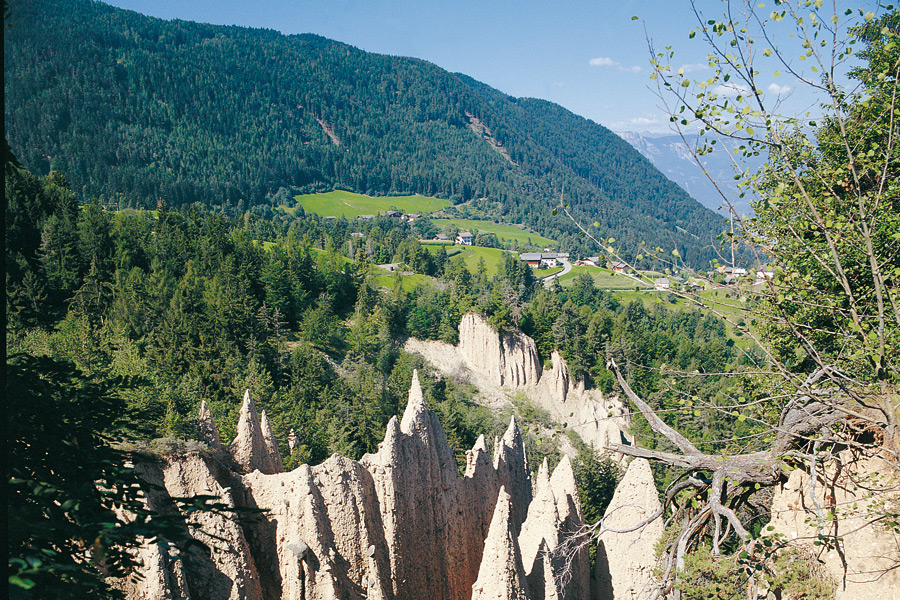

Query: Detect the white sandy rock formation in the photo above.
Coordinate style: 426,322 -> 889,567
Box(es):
197,399 -> 223,452
531,351 -> 632,453
471,487 -> 532,600
594,458 -> 663,600
229,389 -> 282,475
459,313 -> 542,388
405,314 -> 631,454
126,372 -> 609,600
124,452 -> 263,600
767,450 -> 900,600
259,409 -> 285,473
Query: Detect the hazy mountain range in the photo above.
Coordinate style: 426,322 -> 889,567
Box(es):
617,131 -> 765,218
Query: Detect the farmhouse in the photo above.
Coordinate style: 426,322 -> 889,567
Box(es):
612,262 -> 628,273
519,253 -> 541,267
518,252 -> 560,268
654,278 -> 671,291
456,231 -> 474,245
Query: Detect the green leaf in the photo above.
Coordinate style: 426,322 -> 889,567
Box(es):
9,576 -> 36,590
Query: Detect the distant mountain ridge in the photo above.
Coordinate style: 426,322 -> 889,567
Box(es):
5,0 -> 732,267
617,131 -> 765,217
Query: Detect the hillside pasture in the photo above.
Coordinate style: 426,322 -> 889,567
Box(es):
448,246 -> 516,278
370,271 -> 434,292
293,190 -> 450,218
557,265 -> 647,290
430,218 -> 555,247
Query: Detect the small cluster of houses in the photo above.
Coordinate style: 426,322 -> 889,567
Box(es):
718,265 -> 774,285
357,210 -> 421,223
428,231 -> 474,245
518,252 -> 569,268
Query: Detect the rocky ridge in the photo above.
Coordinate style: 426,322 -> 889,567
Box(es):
123,373 -> 618,600
406,313 -> 632,453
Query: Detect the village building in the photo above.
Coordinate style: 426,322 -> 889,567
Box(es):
612,262 -> 628,273
518,252 -> 561,268
654,278 -> 671,291
721,266 -> 748,276
456,231 -> 474,245
519,252 -> 542,268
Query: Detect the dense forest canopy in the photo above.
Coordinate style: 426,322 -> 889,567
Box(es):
4,0 -> 733,268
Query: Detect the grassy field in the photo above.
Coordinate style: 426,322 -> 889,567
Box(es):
370,271 -> 433,292
537,266 -> 564,278
430,218 -> 556,247
557,266 -> 648,290
292,191 -> 450,218
446,246 -> 516,278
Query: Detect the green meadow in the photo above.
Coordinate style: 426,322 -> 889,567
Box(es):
430,218 -> 555,247
448,246 -> 516,278
370,271 -> 433,292
292,190 -> 450,218
557,265 -> 648,290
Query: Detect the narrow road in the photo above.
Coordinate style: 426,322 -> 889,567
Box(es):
542,259 -> 572,287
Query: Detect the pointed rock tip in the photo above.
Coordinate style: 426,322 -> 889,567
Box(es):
537,457 -> 551,487
502,415 -> 522,445
473,434 -> 488,453
408,369 -> 424,404
550,455 -> 576,494
383,415 -> 402,443
400,371 -> 428,433
496,484 -> 511,507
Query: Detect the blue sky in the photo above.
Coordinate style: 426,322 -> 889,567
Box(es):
105,0 -> 881,135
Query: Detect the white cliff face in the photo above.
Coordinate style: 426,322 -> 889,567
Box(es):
405,313 -> 633,450
458,313 -> 542,389
594,458 -> 663,600
128,372 -> 597,600
767,451 -> 900,600
125,452 -> 263,600
406,317 -> 632,456
531,351 -> 632,454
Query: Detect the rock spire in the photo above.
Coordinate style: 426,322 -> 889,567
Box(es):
259,409 -> 284,473
197,399 -> 222,451
595,458 -> 663,600
471,487 -> 531,600
229,389 -> 282,475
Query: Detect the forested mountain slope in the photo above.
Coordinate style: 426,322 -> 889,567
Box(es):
5,0 -> 729,267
